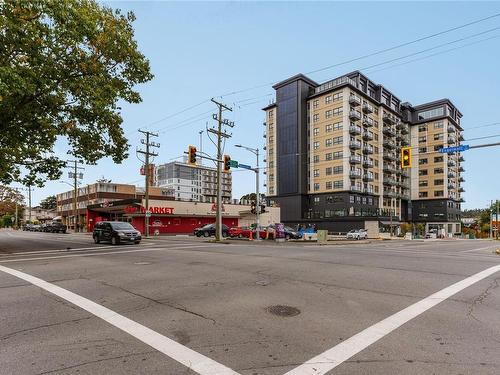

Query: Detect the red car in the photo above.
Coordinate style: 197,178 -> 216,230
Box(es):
229,226 -> 251,238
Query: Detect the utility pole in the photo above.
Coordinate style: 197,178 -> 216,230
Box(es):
28,184 -> 32,224
66,160 -> 84,232
199,130 -> 203,166
496,199 -> 499,240
490,199 -> 493,240
208,98 -> 233,241
137,130 -> 159,238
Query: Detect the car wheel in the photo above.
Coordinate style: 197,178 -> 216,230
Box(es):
285,234 -> 290,240
238,234 -> 243,238
203,231 -> 209,238
195,233 -> 202,237
111,236 -> 120,245
94,235 -> 100,244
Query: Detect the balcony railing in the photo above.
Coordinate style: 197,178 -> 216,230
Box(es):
362,103 -> 373,113
447,160 -> 456,167
349,155 -> 362,164
448,172 -> 456,178
383,126 -> 396,137
363,174 -> 374,182
362,131 -> 374,141
349,95 -> 361,106
448,136 -> 456,144
349,125 -> 362,135
362,117 -> 374,127
447,125 -> 455,133
362,146 -> 374,154
383,178 -> 397,185
383,152 -> 397,161
349,170 -> 362,179
383,140 -> 396,149
400,126 -> 409,134
349,110 -> 362,121
383,190 -> 397,198
362,159 -> 374,168
350,185 -> 362,192
383,165 -> 397,174
459,187 -> 465,192
349,140 -> 362,149
400,137 -> 410,146
459,166 -> 465,172
383,113 -> 396,124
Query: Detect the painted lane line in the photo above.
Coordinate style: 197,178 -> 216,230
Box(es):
460,245 -> 500,253
0,265 -> 240,375
284,264 -> 500,375
0,245 -> 213,263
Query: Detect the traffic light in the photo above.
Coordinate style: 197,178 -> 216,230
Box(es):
188,145 -> 197,165
223,155 -> 231,172
251,202 -> 256,214
401,147 -> 412,168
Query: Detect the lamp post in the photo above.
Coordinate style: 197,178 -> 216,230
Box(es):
235,144 -> 261,241
60,180 -> 79,231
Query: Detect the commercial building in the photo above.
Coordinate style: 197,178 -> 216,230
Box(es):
23,206 -> 57,224
56,182 -> 174,231
86,198 -> 280,235
155,161 -> 232,203
263,71 -> 464,236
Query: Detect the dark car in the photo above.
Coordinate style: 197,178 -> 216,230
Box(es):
46,221 -> 67,233
268,224 -> 302,240
194,223 -> 229,238
93,221 -> 141,245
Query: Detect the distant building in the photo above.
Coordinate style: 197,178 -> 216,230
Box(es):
56,182 -> 174,231
23,206 -> 57,224
155,161 -> 232,204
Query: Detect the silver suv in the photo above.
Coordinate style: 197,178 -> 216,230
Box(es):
346,229 -> 368,240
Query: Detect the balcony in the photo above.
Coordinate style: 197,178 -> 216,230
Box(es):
401,193 -> 410,200
383,177 -> 397,186
362,159 -> 374,168
383,113 -> 396,124
349,110 -> 362,121
349,140 -> 362,150
448,136 -> 456,144
459,166 -> 465,172
362,131 -> 374,141
459,135 -> 464,141
349,125 -> 362,135
459,156 -> 465,162
448,172 -> 456,178
362,146 -> 374,154
447,160 -> 456,167
395,121 -> 404,130
362,117 -> 374,127
263,132 -> 267,138
448,183 -> 456,190
459,176 -> 465,182
383,165 -> 397,174
401,181 -> 410,189
349,95 -> 361,106
459,187 -> 465,192
383,190 -> 397,198
400,126 -> 409,135
349,155 -> 362,164
363,188 -> 374,195
382,126 -> 396,137
447,125 -> 455,133
349,170 -> 362,179
363,174 -> 374,182
383,152 -> 397,161
350,186 -> 363,193
362,103 -> 373,114
383,140 -> 396,149
459,197 -> 465,203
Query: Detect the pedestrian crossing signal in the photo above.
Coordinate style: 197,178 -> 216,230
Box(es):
401,147 -> 412,168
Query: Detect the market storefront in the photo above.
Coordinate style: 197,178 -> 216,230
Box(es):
86,198 -> 279,235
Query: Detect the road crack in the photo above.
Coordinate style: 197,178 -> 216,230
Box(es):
467,277 -> 500,322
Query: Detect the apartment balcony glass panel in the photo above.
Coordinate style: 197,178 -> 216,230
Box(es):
349,110 -> 362,121
349,95 -> 361,106
400,126 -> 409,135
362,117 -> 374,127
349,155 -> 361,164
349,140 -> 362,149
383,152 -> 397,161
400,137 -> 410,146
383,113 -> 396,124
362,103 -> 373,113
362,132 -> 373,141
383,140 -> 396,149
362,160 -> 374,168
383,165 -> 397,174
349,125 -> 362,135
349,170 -> 362,179
362,146 -> 374,154
350,185 -> 362,192
383,178 -> 397,186
382,126 -> 396,137
363,175 -> 374,182
447,125 -> 455,133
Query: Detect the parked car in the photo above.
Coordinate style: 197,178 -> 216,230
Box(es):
47,221 -> 67,233
229,226 -> 250,238
23,224 -> 34,231
93,221 -> 141,245
31,224 -> 41,232
346,229 -> 368,240
194,223 -> 229,238
267,224 -> 302,240
40,223 -> 50,232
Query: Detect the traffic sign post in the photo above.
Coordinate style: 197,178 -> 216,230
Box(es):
439,144 -> 469,153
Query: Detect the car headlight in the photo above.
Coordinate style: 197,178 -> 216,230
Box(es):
118,232 -> 127,237
136,231 -> 141,236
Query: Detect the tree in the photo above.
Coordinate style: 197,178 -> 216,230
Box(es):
0,1 -> 153,187
240,193 -> 257,203
1,214 -> 13,228
40,195 -> 57,210
0,185 -> 25,216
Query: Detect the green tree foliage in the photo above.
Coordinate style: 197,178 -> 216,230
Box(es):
0,185 -> 25,216
39,195 -> 57,209
0,0 -> 153,186
1,214 -> 13,228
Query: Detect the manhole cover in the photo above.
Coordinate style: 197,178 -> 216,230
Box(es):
266,305 -> 300,317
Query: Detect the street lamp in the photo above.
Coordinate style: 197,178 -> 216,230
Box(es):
60,180 -> 80,232
235,144 -> 261,241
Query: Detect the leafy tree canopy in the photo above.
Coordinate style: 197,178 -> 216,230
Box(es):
40,195 -> 57,210
0,185 -> 25,216
0,0 -> 153,187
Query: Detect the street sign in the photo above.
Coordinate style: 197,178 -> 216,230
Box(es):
145,211 -> 151,217
229,160 -> 239,168
238,163 -> 252,170
439,144 -> 469,153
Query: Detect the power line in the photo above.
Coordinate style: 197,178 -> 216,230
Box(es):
463,122 -> 500,131
218,12 -> 500,98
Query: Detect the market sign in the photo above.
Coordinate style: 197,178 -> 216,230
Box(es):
124,205 -> 174,215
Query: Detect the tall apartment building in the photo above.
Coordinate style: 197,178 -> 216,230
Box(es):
263,71 -> 464,235
155,161 -> 232,203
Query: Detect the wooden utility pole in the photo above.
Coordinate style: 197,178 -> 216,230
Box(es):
66,160 -> 84,232
208,98 -> 233,241
137,130 -> 159,237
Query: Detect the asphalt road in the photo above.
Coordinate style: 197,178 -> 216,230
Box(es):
0,229 -> 499,375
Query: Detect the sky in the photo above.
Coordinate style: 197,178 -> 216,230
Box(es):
20,1 -> 500,210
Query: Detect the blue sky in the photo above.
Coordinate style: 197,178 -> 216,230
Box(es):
25,1 -> 500,210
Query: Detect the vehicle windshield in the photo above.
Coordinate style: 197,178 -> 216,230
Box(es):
284,226 -> 295,232
201,224 -> 214,229
110,222 -> 135,230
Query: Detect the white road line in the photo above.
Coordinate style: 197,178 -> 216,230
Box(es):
283,264 -> 500,375
0,245 -> 213,263
0,265 -> 240,375
460,245 -> 499,253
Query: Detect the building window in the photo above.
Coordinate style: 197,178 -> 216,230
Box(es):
313,141 -> 319,150
333,92 -> 343,102
313,128 -> 319,136
419,180 -> 428,187
325,124 -> 332,132
434,144 -> 443,151
332,107 -> 343,116
325,110 -> 332,119
313,114 -> 319,122
325,139 -> 332,147
418,136 -> 427,143
333,121 -> 343,131
434,156 -> 444,163
326,181 -> 332,190
349,195 -> 355,203
326,167 -> 332,176
313,155 -> 319,163
419,192 -> 428,198
332,136 -> 343,145
314,196 -> 320,203
334,181 -> 343,189
434,121 -> 444,129
314,183 -> 320,191
434,179 -> 444,185
434,190 -> 444,197
418,125 -> 427,132
333,166 -> 343,174
419,169 -> 428,176
313,169 -> 320,177
325,95 -> 332,104
418,107 -> 444,120
434,167 -> 444,174
434,133 -> 444,141
333,151 -> 343,159
419,147 -> 427,153
419,158 -> 428,165
313,100 -> 319,109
